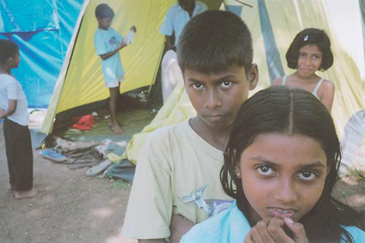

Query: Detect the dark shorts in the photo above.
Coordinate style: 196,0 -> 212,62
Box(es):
3,118 -> 33,191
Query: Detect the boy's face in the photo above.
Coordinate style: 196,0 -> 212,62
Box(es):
183,64 -> 258,131
97,17 -> 113,30
10,51 -> 20,68
178,0 -> 195,12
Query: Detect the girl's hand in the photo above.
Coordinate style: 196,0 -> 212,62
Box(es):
244,217 -> 308,243
130,25 -> 137,33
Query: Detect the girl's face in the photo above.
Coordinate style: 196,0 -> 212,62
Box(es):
296,44 -> 323,77
239,133 -> 328,225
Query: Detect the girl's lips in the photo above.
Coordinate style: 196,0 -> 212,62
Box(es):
268,208 -> 296,219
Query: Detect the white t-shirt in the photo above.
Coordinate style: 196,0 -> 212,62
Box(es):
0,74 -> 29,126
122,120 -> 232,239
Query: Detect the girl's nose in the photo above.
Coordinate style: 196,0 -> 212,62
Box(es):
305,57 -> 311,65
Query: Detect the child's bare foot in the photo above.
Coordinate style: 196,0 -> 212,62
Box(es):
14,188 -> 38,199
109,121 -> 127,127
110,124 -> 124,134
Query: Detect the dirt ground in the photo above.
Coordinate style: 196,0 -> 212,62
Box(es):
1,122 -> 365,243
0,122 -> 137,243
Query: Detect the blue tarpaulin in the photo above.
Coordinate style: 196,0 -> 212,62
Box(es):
0,0 -> 83,108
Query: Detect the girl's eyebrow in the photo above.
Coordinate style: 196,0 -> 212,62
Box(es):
251,156 -> 326,169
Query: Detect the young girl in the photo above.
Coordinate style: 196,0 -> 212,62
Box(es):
181,86 -> 364,242
272,28 -> 335,112
0,39 -> 37,199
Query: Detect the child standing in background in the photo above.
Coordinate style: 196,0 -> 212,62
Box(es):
94,3 -> 136,134
272,28 -> 335,112
0,39 -> 37,199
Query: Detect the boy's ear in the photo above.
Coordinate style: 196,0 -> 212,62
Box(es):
6,56 -> 14,66
248,63 -> 259,90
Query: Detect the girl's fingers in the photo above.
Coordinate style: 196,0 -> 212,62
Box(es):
244,232 -> 255,243
255,220 -> 276,243
267,217 -> 294,243
284,217 -> 309,243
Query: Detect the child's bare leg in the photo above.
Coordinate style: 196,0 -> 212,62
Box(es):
108,87 -> 124,134
14,188 -> 37,199
8,184 -> 16,192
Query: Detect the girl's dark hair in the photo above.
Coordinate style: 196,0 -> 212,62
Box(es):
95,3 -> 114,19
221,86 -> 361,242
286,28 -> 334,71
177,10 -> 253,75
0,39 -> 18,65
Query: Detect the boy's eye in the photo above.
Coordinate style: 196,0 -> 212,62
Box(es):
220,81 -> 232,88
257,166 -> 275,176
298,171 -> 316,180
192,83 -> 204,90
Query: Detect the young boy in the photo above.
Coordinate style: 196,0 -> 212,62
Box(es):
0,39 -> 37,199
122,10 -> 259,242
94,3 -> 136,134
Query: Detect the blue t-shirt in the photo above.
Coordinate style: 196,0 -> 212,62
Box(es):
94,27 -> 125,82
181,201 -> 365,243
160,1 -> 207,46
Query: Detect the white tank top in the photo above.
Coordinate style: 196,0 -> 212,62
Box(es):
281,76 -> 323,99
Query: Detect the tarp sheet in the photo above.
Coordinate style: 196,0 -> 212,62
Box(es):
0,0 -> 83,108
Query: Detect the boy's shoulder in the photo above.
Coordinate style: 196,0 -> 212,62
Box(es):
148,120 -> 190,141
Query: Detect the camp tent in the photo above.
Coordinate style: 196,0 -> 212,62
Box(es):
119,0 -> 365,175
40,0 -> 364,174
40,0 -> 222,134
0,0 -> 83,108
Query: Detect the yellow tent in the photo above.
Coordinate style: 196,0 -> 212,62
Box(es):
41,0 -> 364,173
121,0 -> 365,170
41,0 -> 224,134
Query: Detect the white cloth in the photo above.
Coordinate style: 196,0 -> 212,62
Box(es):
122,120 -> 232,239
0,74 -> 29,126
124,30 -> 135,45
161,50 -> 183,103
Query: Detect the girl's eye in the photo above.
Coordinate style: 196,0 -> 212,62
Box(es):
312,55 -> 321,60
257,166 -> 275,176
299,53 -> 306,58
221,81 -> 232,88
298,171 -> 316,180
192,83 -> 203,90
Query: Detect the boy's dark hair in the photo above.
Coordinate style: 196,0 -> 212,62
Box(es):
0,39 -> 18,65
286,28 -> 334,71
95,3 -> 114,19
177,10 -> 253,75
221,86 -> 361,242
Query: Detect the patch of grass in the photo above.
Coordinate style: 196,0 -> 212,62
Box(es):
114,180 -> 132,189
